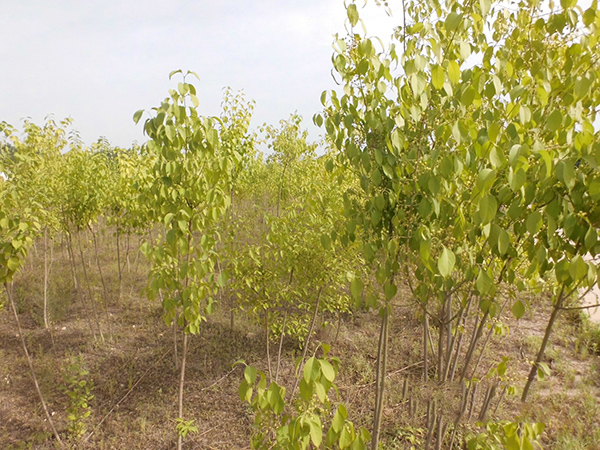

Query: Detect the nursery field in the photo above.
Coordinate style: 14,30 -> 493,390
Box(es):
1,225 -> 599,449
2,0 -> 600,448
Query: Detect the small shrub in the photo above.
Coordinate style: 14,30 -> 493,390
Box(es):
62,356 -> 94,441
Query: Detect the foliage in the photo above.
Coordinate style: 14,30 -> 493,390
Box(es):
240,350 -> 370,449
466,422 -> 545,450
318,2 -> 600,444
0,121 -> 45,284
138,71 -> 246,333
62,356 -> 94,441
175,418 -> 198,439
228,117 -> 361,346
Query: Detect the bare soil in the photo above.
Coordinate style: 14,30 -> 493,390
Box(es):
1,237 -> 599,449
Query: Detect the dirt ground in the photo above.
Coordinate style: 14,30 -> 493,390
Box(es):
1,240 -> 600,449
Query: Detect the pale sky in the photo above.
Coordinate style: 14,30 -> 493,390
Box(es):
1,1 -> 397,148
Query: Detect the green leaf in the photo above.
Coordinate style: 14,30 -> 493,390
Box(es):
304,357 -> 316,383
133,109 -> 144,124
438,247 -> 455,278
217,271 -> 228,287
590,179 -> 600,200
347,4 -> 359,26
498,229 -> 510,255
315,381 -> 327,402
332,405 -> 347,433
350,277 -> 363,301
384,282 -> 397,301
556,160 -> 575,189
445,12 -> 462,32
339,424 -> 353,449
569,255 -> 588,281
476,168 -> 496,193
448,60 -> 461,85
584,227 -> 597,250
512,299 -> 526,319
583,7 -> 597,26
320,360 -> 336,382
420,240 -> 432,270
476,270 -> 493,295
313,114 -> 324,127
489,147 -> 505,169
169,69 -> 183,79
526,211 -> 542,235
574,77 -> 592,99
546,110 -> 562,132
519,105 -> 531,124
244,365 -> 257,384
309,417 -> 323,447
239,380 -> 252,402
7,257 -> 20,272
537,362 -> 551,380
479,0 -> 491,16
479,194 -> 497,225
431,65 -> 444,90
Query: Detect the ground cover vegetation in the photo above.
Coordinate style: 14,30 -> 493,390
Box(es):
1,0 -> 600,448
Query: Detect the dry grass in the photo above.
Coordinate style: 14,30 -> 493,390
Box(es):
1,229 -> 599,449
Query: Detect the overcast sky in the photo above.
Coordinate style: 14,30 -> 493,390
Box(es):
0,1 -> 397,149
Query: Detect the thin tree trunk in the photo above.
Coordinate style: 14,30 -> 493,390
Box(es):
43,228 -> 50,329
371,306 -> 389,450
65,226 -> 97,341
522,288 -> 565,401
90,225 -> 113,341
424,313 -> 429,381
467,383 -> 478,421
177,331 -> 189,450
173,319 -> 179,369
435,414 -> 444,450
65,225 -> 79,292
459,310 -> 489,382
265,313 -> 273,381
470,297 -> 510,380
275,312 -> 287,384
125,232 -> 131,274
334,313 -> 342,345
478,383 -> 497,421
448,383 -> 470,448
116,220 -> 122,302
291,287 -> 324,398
424,399 -> 435,450
6,283 -> 65,448
437,315 -> 444,382
77,229 -> 104,343
443,292 -> 452,381
448,296 -> 473,382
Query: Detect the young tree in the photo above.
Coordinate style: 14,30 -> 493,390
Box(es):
137,70 -> 251,450
319,0 -> 599,446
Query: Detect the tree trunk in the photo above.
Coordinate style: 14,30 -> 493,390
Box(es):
371,306 -> 389,450
90,224 -> 113,341
291,287 -> 324,398
77,230 -> 104,343
177,331 -> 189,450
6,283 -> 65,448
43,228 -> 50,329
275,312 -> 287,384
423,313 -> 429,381
522,288 -> 565,402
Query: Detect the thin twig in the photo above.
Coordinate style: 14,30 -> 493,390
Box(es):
200,366 -> 239,392
348,360 -> 424,389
